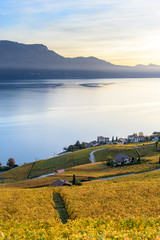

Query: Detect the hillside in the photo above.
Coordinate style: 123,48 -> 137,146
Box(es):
1,143 -> 160,239
0,143 -> 157,187
1,40 -> 160,79
1,170 -> 160,239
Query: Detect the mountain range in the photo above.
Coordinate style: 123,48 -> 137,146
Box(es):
1,40 -> 160,79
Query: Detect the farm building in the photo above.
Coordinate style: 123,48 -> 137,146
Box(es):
51,179 -> 72,187
56,169 -> 65,174
114,153 -> 132,165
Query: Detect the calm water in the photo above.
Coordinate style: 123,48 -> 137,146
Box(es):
0,78 -> 160,165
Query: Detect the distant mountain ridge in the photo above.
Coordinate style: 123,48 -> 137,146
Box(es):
0,40 -> 160,79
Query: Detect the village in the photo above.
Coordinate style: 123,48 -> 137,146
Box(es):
86,131 -> 160,148
64,131 -> 160,153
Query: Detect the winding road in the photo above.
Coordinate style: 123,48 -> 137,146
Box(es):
89,148 -> 106,163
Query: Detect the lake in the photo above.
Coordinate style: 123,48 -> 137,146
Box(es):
0,78 -> 160,165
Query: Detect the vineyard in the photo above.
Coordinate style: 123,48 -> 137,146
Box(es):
94,143 -> 155,162
0,143 -> 156,183
59,170 -> 160,220
64,152 -> 160,178
23,147 -> 101,179
1,170 -> 160,239
0,162 -> 33,182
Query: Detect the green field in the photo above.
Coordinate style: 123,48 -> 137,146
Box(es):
94,143 -> 155,162
0,143 -> 156,184
0,163 -> 33,182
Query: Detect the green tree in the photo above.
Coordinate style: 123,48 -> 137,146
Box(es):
106,156 -> 114,166
81,142 -> 86,149
72,174 -> 76,185
75,140 -> 81,148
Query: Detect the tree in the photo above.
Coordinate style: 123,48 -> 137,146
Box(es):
0,162 -> 1,166
81,142 -> 86,149
75,140 -> 81,148
133,133 -> 138,136
106,156 -> 114,166
7,158 -> 15,168
72,174 -> 76,185
139,132 -> 144,136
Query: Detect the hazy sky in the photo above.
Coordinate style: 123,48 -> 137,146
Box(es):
0,0 -> 160,66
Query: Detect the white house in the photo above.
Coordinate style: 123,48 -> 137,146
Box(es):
97,136 -> 109,144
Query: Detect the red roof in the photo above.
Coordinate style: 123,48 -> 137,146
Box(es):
97,136 -> 105,139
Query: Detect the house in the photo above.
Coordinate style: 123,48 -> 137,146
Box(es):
152,131 -> 160,135
128,134 -> 146,143
116,138 -> 127,145
86,141 -> 98,148
114,153 -> 132,165
151,137 -> 159,142
56,169 -> 65,174
128,135 -> 139,143
51,179 -> 72,187
97,136 -> 109,144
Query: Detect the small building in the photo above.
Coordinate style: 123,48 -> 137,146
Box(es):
114,153 -> 132,165
86,141 -> 98,148
152,131 -> 160,135
116,138 -> 127,145
56,169 -> 65,174
51,179 -> 72,187
128,134 -> 146,143
151,137 -> 159,142
97,136 -> 109,144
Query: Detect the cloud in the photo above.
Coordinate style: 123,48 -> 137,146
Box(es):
1,0 -> 160,65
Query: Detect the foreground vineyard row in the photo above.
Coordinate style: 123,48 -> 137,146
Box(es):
1,169 -> 160,239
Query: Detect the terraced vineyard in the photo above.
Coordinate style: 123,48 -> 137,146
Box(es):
28,147 -> 102,178
0,162 -> 33,182
1,170 -> 160,239
0,143 -> 157,184
2,174 -> 88,189
64,152 -> 160,178
60,170 -> 160,220
94,143 -> 155,162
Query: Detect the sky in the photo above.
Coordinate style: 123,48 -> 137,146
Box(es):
0,0 -> 160,66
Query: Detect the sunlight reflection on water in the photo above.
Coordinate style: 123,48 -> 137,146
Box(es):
0,78 -> 160,165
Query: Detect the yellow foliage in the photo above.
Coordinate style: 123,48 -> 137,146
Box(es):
64,152 -> 160,178
60,171 -> 160,220
0,188 -> 59,221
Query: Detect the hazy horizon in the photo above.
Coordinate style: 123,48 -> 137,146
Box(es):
0,1 -> 160,66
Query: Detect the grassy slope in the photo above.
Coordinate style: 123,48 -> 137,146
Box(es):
64,151 -> 160,178
1,175 -> 88,189
0,143 -> 156,184
94,143 -> 155,162
0,163 -> 33,182
28,146 -> 103,179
